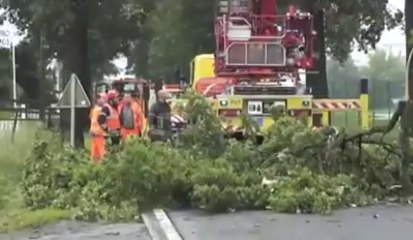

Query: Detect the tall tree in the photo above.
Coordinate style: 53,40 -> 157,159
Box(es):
362,49 -> 404,83
0,41 -> 55,104
4,0 -> 147,146
297,0 -> 403,98
146,0 -> 215,81
0,49 -> 12,101
145,0 -> 402,89
360,49 -> 405,109
126,0 -> 157,78
307,9 -> 328,98
327,57 -> 361,99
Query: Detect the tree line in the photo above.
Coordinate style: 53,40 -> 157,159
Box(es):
328,49 -> 405,110
0,0 -> 408,145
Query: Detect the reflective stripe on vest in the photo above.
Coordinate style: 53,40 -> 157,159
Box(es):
90,106 -> 105,136
106,104 -> 120,130
131,101 -> 143,128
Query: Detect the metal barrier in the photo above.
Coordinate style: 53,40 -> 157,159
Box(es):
312,78 -> 369,129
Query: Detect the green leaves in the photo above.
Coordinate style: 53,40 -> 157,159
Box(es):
4,0 -> 150,82
19,93 -> 405,221
3,0 -> 404,83
320,0 -> 403,61
146,0 -> 215,78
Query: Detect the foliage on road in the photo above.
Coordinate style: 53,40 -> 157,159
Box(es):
17,94 -> 407,223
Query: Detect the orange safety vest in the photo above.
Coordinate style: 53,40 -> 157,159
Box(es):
90,106 -> 105,136
105,104 -> 121,130
131,100 -> 144,129
119,101 -> 143,130
134,99 -> 143,111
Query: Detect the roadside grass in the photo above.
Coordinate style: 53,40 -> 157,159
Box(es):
0,209 -> 72,232
0,111 -> 13,120
330,111 -> 398,140
0,121 -> 72,233
330,111 -> 390,130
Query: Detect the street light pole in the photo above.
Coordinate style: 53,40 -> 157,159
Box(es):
5,0 -> 16,108
11,39 -> 16,108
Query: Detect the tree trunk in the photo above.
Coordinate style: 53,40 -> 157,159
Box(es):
305,9 -> 329,126
61,2 -> 91,148
398,0 -> 413,191
405,0 -> 413,99
306,10 -> 329,98
134,39 -> 150,78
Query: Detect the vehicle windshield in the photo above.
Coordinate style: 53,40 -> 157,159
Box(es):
123,83 -> 136,92
96,84 -> 108,93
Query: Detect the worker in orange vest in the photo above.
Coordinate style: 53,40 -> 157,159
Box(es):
118,93 -> 144,140
100,89 -> 121,146
130,90 -> 145,132
89,93 -> 108,163
133,94 -> 146,135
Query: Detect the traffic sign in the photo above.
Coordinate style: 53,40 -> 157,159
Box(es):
57,73 -> 91,147
57,74 -> 91,108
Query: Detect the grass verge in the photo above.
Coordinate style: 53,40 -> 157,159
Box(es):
0,111 -> 12,120
0,209 -> 72,232
0,121 -> 72,233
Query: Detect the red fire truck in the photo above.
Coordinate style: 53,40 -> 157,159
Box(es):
188,0 -> 316,136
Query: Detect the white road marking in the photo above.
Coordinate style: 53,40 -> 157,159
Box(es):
142,213 -> 163,240
153,209 -> 182,240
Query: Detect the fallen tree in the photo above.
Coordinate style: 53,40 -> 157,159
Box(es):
19,94 -> 410,222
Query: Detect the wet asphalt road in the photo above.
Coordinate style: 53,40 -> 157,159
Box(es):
168,205 -> 413,240
2,205 -> 413,239
0,221 -> 150,240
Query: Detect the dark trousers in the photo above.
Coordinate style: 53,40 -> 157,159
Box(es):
149,129 -> 172,143
110,136 -> 120,145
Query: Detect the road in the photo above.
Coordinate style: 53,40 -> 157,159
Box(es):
168,205 -> 413,240
0,221 -> 150,240
0,121 -> 18,132
1,205 -> 413,239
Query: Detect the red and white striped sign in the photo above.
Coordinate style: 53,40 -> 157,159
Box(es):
348,101 -> 361,109
312,100 -> 361,110
312,101 -> 348,109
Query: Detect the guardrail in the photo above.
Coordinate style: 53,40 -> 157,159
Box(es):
312,78 -> 369,129
0,100 -> 61,138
